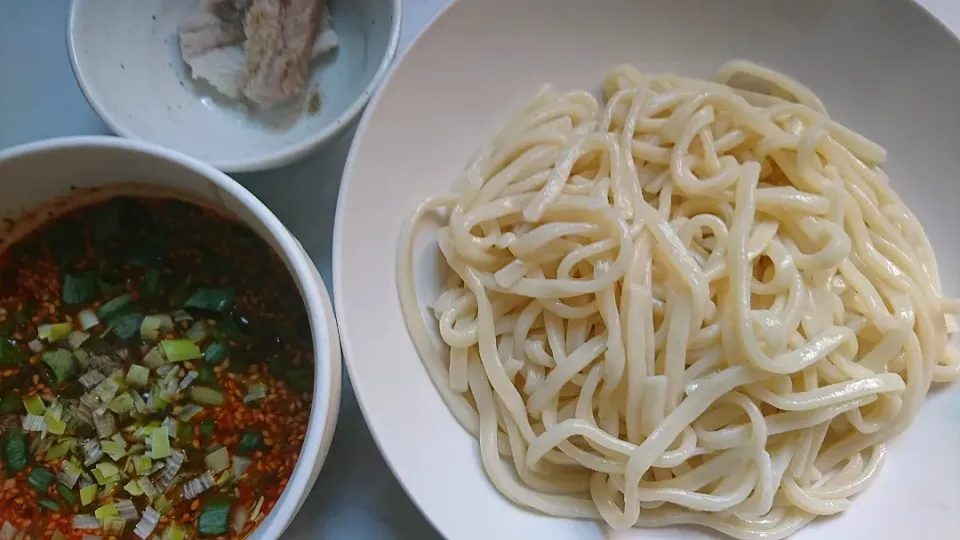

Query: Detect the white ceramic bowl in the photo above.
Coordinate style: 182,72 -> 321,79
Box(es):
0,136 -> 342,539
67,0 -> 401,172
334,1 -> 960,539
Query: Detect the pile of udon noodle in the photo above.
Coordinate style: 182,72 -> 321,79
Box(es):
398,60 -> 960,539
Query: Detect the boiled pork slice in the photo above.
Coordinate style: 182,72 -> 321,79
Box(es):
178,0 -> 248,98
243,0 -> 327,108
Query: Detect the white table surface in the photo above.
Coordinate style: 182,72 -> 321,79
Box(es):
0,1 -> 957,538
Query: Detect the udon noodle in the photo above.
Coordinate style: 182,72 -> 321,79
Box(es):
397,60 -> 960,539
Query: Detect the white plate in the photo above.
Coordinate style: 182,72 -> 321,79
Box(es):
334,0 -> 960,538
68,0 -> 400,172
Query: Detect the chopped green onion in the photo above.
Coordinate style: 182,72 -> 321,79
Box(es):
74,513 -> 101,529
95,502 -> 119,526
0,338 -> 25,366
81,439 -> 104,467
93,411 -> 119,439
204,447 -> 230,473
22,414 -> 45,432
46,439 -> 76,460
197,498 -> 232,536
146,391 -> 169,413
77,309 -> 100,331
80,484 -> 100,506
176,404 -> 203,421
111,432 -> 127,448
98,294 -> 133,319
215,469 -> 233,487
149,425 -> 171,459
142,347 -> 165,368
134,455 -> 153,475
3,430 -> 28,474
155,495 -> 171,514
102,480 -> 119,497
63,271 -> 98,305
203,341 -> 229,365
52,531 -> 67,540
186,320 -> 209,343
250,495 -> 265,522
92,468 -> 121,486
140,267 -> 164,298
134,507 -> 161,538
80,484 -> 99,506
185,287 -> 235,313
236,431 -> 262,456
140,314 -> 174,341
42,349 -> 75,385
28,467 -> 56,491
160,339 -> 202,362
92,373 -> 123,404
68,330 -> 90,350
131,391 -> 150,416
107,393 -> 135,415
163,522 -> 186,540
182,472 -> 215,500
126,364 -> 150,387
96,462 -> 120,479
38,498 -> 60,512
44,411 -> 67,435
200,420 -> 215,439
243,383 -> 267,404
74,348 -> 90,368
23,393 -> 46,415
196,365 -> 216,384
60,459 -> 83,488
116,499 -> 138,519
109,312 -> 144,340
138,477 -> 158,499
100,440 -> 126,461
178,371 -> 199,392
124,479 -> 144,496
188,386 -> 225,406
38,322 -> 73,343
58,484 -> 78,505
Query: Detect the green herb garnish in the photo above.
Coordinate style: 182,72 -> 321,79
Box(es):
63,271 -> 97,305
185,288 -> 236,313
28,467 -> 56,491
197,498 -> 233,536
236,431 -> 262,456
3,430 -> 28,474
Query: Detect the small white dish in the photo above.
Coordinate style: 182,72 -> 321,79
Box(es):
334,0 -> 960,539
0,135 -> 342,539
67,0 -> 401,172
